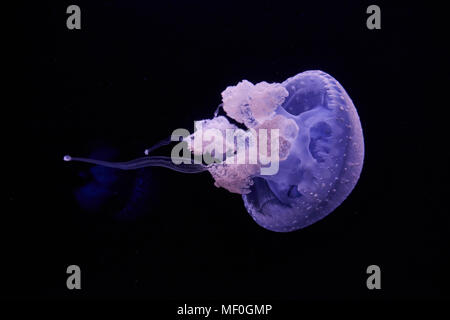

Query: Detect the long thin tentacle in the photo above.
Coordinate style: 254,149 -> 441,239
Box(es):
144,136 -> 173,155
63,155 -> 207,173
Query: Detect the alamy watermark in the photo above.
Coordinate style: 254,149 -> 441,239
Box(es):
170,121 -> 281,176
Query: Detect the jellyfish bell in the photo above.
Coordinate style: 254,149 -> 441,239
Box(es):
64,70 -> 364,232
242,71 -> 364,232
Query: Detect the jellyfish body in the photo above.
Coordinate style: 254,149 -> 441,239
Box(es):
242,71 -> 364,232
64,70 -> 364,232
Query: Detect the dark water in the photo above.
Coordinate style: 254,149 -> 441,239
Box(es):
5,0 -> 448,302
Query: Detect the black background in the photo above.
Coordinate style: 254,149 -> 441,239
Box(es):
4,0 -> 448,302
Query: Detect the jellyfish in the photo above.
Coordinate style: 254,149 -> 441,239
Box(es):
64,70 -> 364,232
